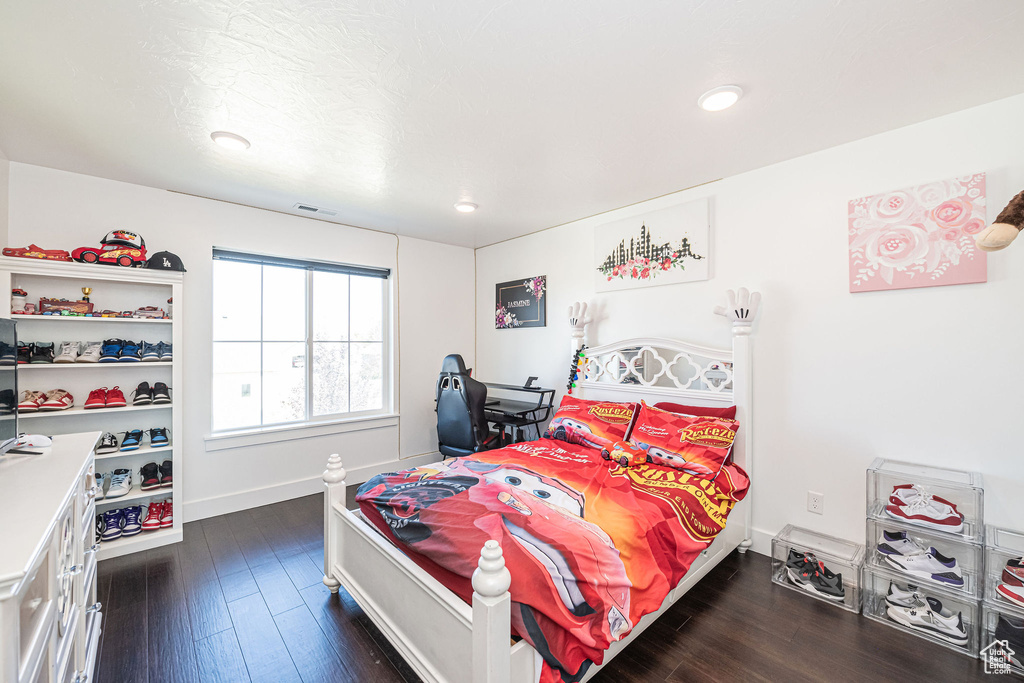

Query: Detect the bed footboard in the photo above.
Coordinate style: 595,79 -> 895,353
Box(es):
322,454 -> 523,683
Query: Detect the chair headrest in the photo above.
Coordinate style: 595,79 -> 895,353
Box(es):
440,354 -> 468,374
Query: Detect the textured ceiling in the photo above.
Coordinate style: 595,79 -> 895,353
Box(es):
1,1 -> 1023,247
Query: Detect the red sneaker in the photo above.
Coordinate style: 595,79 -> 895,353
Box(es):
84,387 -> 108,409
159,500 -> 173,528
106,386 -> 127,408
39,389 -> 74,411
142,501 -> 164,531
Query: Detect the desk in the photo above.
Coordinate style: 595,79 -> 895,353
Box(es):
482,383 -> 555,445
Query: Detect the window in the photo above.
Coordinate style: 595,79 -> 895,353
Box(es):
211,249 -> 390,433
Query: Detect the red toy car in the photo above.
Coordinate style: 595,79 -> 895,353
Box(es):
600,440 -> 648,468
72,230 -> 147,267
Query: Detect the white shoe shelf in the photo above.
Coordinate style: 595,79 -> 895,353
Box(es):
771,524 -> 864,613
864,458 -> 985,657
0,257 -> 184,560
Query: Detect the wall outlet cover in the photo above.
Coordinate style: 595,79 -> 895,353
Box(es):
807,491 -> 824,515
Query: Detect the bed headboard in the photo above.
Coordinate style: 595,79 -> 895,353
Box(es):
567,289 -> 761,548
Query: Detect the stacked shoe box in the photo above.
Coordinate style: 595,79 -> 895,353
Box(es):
863,458 -> 984,656
981,527 -> 1024,674
771,524 -> 864,612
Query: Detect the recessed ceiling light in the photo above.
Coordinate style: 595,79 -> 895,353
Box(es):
698,85 -> 743,112
210,131 -> 251,150
454,201 -> 478,213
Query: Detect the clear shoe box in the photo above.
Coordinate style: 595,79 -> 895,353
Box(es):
986,526 -> 1024,606
862,563 -> 980,657
865,517 -> 983,598
980,597 -> 1024,676
866,458 -> 984,543
771,524 -> 864,613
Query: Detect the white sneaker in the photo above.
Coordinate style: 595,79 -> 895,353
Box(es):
886,596 -> 968,646
78,342 -> 102,363
54,341 -> 81,363
883,547 -> 964,588
105,468 -> 132,498
885,581 -> 926,609
876,530 -> 925,557
95,472 -> 106,501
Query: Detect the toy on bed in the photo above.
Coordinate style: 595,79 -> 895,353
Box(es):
600,440 -> 648,468
975,189 -> 1024,252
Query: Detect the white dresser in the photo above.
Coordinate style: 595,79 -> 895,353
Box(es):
0,432 -> 102,683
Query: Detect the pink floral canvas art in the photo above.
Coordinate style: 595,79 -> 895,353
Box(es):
849,174 -> 987,292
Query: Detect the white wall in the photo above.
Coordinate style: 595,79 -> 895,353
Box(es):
6,163 -> 475,520
0,147 -> 8,239
476,94 -> 1024,553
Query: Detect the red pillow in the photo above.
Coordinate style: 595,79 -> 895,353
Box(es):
654,402 -> 737,419
629,401 -> 739,479
544,396 -> 638,451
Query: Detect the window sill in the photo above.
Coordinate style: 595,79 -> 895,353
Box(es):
205,413 -> 399,452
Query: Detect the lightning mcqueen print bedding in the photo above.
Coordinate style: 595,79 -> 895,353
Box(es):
356,438 -> 749,683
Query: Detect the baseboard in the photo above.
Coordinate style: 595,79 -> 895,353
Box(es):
183,452 -> 442,522
750,526 -> 774,556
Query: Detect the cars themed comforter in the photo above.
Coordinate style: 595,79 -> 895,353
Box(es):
355,438 -> 749,683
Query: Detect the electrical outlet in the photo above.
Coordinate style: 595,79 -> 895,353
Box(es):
807,491 -> 824,515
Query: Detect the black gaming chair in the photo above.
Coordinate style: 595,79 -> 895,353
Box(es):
435,354 -> 499,459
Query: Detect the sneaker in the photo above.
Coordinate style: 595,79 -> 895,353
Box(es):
84,387 -> 109,410
106,468 -> 132,497
96,432 -> 119,454
30,342 -> 55,364
888,484 -> 960,511
158,342 -> 173,361
132,381 -> 152,405
996,614 -> 1024,668
39,389 -> 74,411
16,343 -> 31,365
884,581 -> 926,609
119,340 -> 142,362
17,390 -> 47,412
886,595 -> 968,646
140,341 -> 161,361
998,583 -> 1024,608
1003,557 -> 1024,587
785,549 -> 845,602
120,429 -> 143,451
99,509 -> 124,541
876,530 -> 925,556
149,427 -> 170,448
0,342 -> 16,365
140,462 -> 161,490
151,382 -> 171,405
159,459 -> 172,487
95,472 -> 107,500
121,505 -> 143,536
78,341 -> 103,363
106,386 -> 127,408
53,341 -> 80,363
885,493 -> 964,533
160,499 -> 173,528
883,546 -> 964,588
98,339 -> 123,362
142,502 -> 164,531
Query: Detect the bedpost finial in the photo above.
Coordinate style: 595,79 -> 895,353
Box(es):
472,539 -> 511,597
322,453 -> 347,484
713,287 -> 761,335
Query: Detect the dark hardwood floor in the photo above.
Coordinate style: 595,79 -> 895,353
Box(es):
97,493 -> 989,682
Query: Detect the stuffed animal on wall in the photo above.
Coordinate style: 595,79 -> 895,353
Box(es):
976,190 -> 1024,252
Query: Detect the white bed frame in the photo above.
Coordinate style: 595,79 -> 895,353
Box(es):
322,289 -> 761,683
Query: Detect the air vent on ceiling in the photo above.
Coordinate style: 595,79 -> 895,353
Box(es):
292,202 -> 338,217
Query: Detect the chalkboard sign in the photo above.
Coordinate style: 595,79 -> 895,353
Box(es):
495,275 -> 546,329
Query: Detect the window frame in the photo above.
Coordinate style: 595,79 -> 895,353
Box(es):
210,252 -> 392,435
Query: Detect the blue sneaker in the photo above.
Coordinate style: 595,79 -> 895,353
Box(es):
140,341 -> 161,361
120,429 -> 143,451
99,338 -> 123,362
158,342 -> 173,362
148,427 -> 170,447
100,509 -> 124,541
120,340 -> 142,362
121,505 -> 143,536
